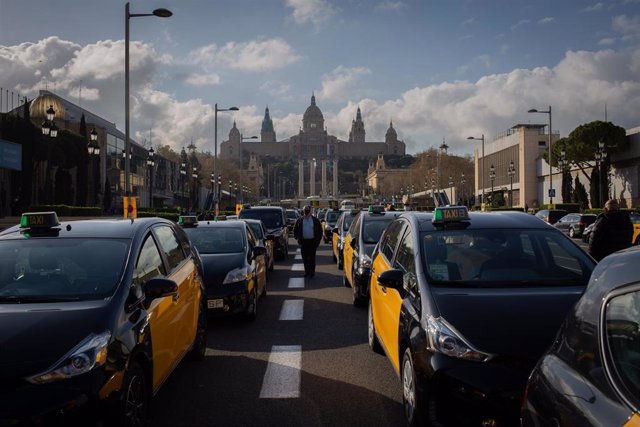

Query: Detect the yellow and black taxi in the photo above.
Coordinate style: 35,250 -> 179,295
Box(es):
367,206 -> 596,426
0,212 -> 207,426
180,218 -> 267,320
342,205 -> 400,307
522,245 -> 640,427
322,209 -> 342,243
331,209 -> 359,270
238,206 -> 289,261
631,211 -> 640,245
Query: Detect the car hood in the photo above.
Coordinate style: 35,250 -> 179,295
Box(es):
201,252 -> 246,287
0,300 -> 110,380
430,286 -> 584,360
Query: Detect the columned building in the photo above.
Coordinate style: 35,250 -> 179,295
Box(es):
220,93 -> 406,198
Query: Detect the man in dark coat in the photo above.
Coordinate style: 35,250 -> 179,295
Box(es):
293,205 -> 323,277
588,199 -> 633,261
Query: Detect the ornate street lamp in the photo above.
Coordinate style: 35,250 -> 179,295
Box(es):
489,164 -> 496,204
41,105 -> 58,137
507,160 -> 516,207
448,175 -> 454,205
595,140 -> 606,206
460,172 -> 466,206
146,147 -> 155,208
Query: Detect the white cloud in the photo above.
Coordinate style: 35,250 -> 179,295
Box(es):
457,55 -> 491,75
188,38 -> 301,72
461,17 -> 476,26
185,73 -> 221,86
285,0 -> 336,27
260,81 -> 292,98
511,19 -> 531,31
68,86 -> 100,101
598,37 -> 616,46
318,66 -> 372,101
581,3 -> 604,12
612,14 -> 640,35
375,1 -> 406,11
538,17 -> 555,24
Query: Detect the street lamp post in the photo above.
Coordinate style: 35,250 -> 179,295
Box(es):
146,147 -> 155,208
191,167 -> 198,213
489,164 -> 496,206
125,2 -> 171,197
460,172 -> 466,206
213,104 -> 239,215
448,175 -> 454,205
234,183 -> 238,204
528,106 -> 553,205
595,140 -> 606,206
179,161 -> 186,212
507,160 -> 515,207
88,127 -> 100,205
217,174 -> 222,210
467,134 -> 484,206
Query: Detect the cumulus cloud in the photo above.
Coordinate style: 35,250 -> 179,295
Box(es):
188,38 -> 301,72
318,66 -> 372,101
613,14 -> 640,35
581,3 -> 604,12
185,73 -> 221,86
68,86 -> 100,101
375,1 -> 406,11
285,0 -> 336,27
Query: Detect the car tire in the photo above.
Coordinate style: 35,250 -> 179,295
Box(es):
569,227 -> 575,238
188,300 -> 207,361
246,287 -> 257,321
367,301 -> 383,354
402,349 -> 429,427
117,361 -> 149,427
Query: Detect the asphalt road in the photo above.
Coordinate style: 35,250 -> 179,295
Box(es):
151,239 -> 406,427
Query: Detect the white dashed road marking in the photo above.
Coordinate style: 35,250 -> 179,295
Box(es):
279,300 -> 304,321
294,254 -> 302,260
291,264 -> 305,271
288,278 -> 305,289
259,345 -> 302,399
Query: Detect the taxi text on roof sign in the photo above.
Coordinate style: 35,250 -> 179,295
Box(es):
432,206 -> 470,224
20,212 -> 60,228
178,215 -> 198,226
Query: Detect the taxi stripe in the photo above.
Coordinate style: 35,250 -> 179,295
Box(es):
259,345 -> 302,398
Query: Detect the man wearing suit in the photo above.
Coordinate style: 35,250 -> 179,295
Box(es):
293,205 -> 323,277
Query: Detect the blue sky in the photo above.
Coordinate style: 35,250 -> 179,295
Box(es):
1,0 -> 639,155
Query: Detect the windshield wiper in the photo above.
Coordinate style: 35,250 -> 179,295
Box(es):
0,295 -> 82,303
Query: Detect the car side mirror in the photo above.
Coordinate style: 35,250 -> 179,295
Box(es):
144,277 -> 178,301
253,246 -> 267,257
350,236 -> 357,249
377,269 -> 404,290
332,227 -> 339,234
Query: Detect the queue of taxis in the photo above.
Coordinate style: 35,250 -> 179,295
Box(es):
367,206 -> 596,427
0,212 -> 207,426
341,205 -> 401,307
179,216 -> 268,320
331,209 -> 359,270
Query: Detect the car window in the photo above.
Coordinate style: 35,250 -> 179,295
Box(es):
343,213 -> 355,231
604,288 -> 640,409
154,225 -> 187,271
133,235 -> 166,286
247,222 -> 264,240
423,228 -> 594,286
184,227 -> 245,254
239,210 -> 283,228
394,229 -> 416,276
326,211 -> 340,225
349,214 -> 361,241
362,218 -> 394,244
381,220 -> 405,262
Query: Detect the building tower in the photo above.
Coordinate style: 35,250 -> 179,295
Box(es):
348,106 -> 365,143
260,106 -> 276,142
302,92 -> 324,133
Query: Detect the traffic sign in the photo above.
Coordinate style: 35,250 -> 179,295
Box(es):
548,189 -> 556,198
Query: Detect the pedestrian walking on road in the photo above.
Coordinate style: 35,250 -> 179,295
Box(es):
588,199 -> 633,261
293,205 -> 323,277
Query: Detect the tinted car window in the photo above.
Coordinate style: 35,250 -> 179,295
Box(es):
394,229 -> 416,276
239,209 -> 284,228
184,227 -> 245,254
349,214 -> 361,241
381,220 -> 404,261
133,235 -> 166,286
362,218 -> 394,244
154,225 -> 186,271
342,213 -> 355,231
247,222 -> 265,240
325,211 -> 340,225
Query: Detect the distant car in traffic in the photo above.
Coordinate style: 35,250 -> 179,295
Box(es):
554,213 -> 597,237
285,209 -> 300,235
521,245 -> 640,427
332,209 -> 358,270
239,206 -> 289,260
368,207 -> 596,427
322,209 -> 341,243
534,208 -> 568,224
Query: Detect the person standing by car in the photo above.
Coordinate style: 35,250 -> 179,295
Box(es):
294,205 -> 322,277
588,199 -> 633,261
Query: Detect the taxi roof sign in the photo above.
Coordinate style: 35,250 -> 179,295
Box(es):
20,212 -> 60,229
368,205 -> 385,215
178,215 -> 198,227
432,206 -> 469,224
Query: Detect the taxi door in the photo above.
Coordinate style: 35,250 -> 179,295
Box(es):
370,220 -> 407,374
624,414 -> 640,427
343,214 -> 361,286
332,215 -> 343,260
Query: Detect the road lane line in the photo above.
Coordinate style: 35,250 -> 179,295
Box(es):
291,264 -> 305,271
259,345 -> 302,399
296,248 -> 301,253
288,278 -> 305,288
294,254 -> 302,260
279,300 -> 304,320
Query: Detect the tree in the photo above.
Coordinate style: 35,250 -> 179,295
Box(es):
572,176 -> 589,211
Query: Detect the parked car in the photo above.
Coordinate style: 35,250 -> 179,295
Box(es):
181,219 -> 268,320
0,212 -> 207,426
554,213 -> 597,238
631,212 -> 640,245
332,209 -> 358,270
522,245 -> 640,427
368,207 -> 596,426
582,221 -> 595,243
239,206 -> 289,260
534,209 -> 568,224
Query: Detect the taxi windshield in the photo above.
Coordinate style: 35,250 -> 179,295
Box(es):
325,211 -> 340,226
184,227 -> 244,254
362,218 -> 394,244
0,239 -> 128,301
421,229 -> 594,287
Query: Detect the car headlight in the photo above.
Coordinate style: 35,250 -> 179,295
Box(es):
359,254 -> 372,269
26,331 -> 111,384
426,315 -> 494,362
223,267 -> 249,284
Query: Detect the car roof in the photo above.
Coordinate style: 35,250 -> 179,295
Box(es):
242,218 -> 264,224
359,211 -> 402,222
188,219 -> 247,229
0,217 -> 170,240
398,210 -> 553,232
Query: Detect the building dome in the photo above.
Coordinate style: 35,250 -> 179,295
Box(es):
302,93 -> 324,132
30,93 -> 66,120
385,120 -> 397,143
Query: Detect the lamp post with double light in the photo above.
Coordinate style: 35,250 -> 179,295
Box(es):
87,127 -> 100,205
191,167 -> 199,213
125,2 -> 171,197
528,106 -> 553,204
214,104 -> 239,215
460,172 -> 466,206
448,175 -> 454,205
595,140 -> 606,206
467,134 -> 484,205
507,160 -> 515,207
489,164 -> 496,206
146,147 -> 154,208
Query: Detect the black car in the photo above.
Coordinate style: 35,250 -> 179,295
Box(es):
331,209 -> 358,270
522,245 -> 640,427
181,219 -> 267,320
238,206 -> 289,260
534,209 -> 569,225
0,212 -> 207,426
285,209 -> 300,235
243,218 -> 275,274
368,207 -> 596,427
322,209 -> 341,243
554,213 -> 597,238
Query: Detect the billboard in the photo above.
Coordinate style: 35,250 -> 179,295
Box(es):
0,139 -> 22,171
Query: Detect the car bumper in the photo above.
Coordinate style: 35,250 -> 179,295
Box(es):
205,281 -> 252,315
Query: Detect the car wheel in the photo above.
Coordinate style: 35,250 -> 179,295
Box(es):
119,361 -> 149,427
569,227 -> 575,238
367,301 -> 383,354
188,300 -> 207,361
402,349 -> 428,427
246,287 -> 257,321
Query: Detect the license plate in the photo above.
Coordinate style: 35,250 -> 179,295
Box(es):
207,299 -> 224,309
